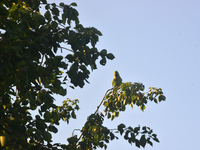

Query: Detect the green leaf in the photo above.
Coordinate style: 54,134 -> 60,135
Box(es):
48,125 -> 58,133
44,111 -> 51,121
118,123 -> 126,130
51,21 -> 58,29
153,137 -> 160,143
52,7 -> 59,16
10,3 -> 17,12
59,3 -> 65,7
44,132 -> 52,142
130,133 -> 135,142
34,13 -> 45,24
110,132 -> 115,140
140,105 -> 146,111
71,111 -> 76,119
118,123 -> 126,135
45,4 -> 50,10
130,103 -> 133,109
158,95 -> 166,101
44,10 -> 51,21
106,53 -> 115,60
100,58 -> 106,66
111,115 -> 115,121
70,2 -> 77,6
147,140 -> 153,146
107,112 -> 111,119
133,126 -> 140,133
100,49 -> 107,55
67,136 -> 78,144
135,139 -> 140,148
140,135 -> 146,148
101,127 -> 109,134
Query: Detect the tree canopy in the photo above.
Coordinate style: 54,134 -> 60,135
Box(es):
0,0 -> 166,149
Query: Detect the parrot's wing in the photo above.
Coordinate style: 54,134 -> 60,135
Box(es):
112,78 -> 116,87
115,76 -> 122,87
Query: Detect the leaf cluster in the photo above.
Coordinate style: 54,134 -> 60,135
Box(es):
103,82 -> 166,120
0,0 -> 114,149
117,124 -> 159,148
0,0 -> 166,149
66,114 -> 160,149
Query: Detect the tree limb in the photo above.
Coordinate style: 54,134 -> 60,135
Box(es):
75,87 -> 113,146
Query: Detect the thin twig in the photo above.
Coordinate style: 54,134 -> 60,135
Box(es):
94,88 -> 113,115
72,129 -> 81,136
76,87 -> 113,145
60,47 -> 73,52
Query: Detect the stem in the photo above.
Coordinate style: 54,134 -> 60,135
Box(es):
75,87 -> 113,145
60,47 -> 73,52
94,88 -> 113,115
72,129 -> 81,136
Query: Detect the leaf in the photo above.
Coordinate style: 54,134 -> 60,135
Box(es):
70,2 -> 77,6
130,103 -> 133,109
44,132 -> 52,142
140,105 -> 146,111
142,126 -> 146,130
48,125 -> 58,133
133,126 -> 140,133
153,137 -> 160,143
107,112 -> 111,119
44,10 -> 51,21
130,133 -> 135,142
10,3 -> 17,12
118,123 -> 126,129
100,49 -> 107,55
69,85 -> 75,89
67,136 -> 78,144
147,140 -> 153,146
59,3 -> 64,7
110,132 -> 115,140
135,139 -> 140,148
33,13 -> 45,24
106,53 -> 115,60
118,123 -> 126,135
44,111 -> 51,121
51,21 -> 58,29
101,127 -> 109,134
71,111 -> 76,119
140,135 -> 146,148
100,58 -> 106,66
158,95 -> 166,102
111,115 -> 115,121
45,4 -> 50,10
154,98 -> 158,103
52,7 -> 59,16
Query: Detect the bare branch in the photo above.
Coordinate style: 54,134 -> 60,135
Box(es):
60,47 -> 73,52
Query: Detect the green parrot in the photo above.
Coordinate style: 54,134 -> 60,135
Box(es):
112,71 -> 122,88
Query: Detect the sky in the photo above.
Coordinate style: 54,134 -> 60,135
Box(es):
46,0 -> 200,149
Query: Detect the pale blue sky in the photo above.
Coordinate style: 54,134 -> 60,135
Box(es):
47,0 -> 200,149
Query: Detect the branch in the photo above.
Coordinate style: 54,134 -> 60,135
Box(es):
76,87 -> 113,145
94,88 -> 113,115
60,47 -> 73,52
72,129 -> 81,136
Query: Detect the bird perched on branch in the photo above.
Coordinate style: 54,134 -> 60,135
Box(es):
112,71 -> 122,88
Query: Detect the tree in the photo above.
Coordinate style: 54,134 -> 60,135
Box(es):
0,0 -> 166,149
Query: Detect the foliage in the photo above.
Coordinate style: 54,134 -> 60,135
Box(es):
0,0 -> 166,149
104,82 -> 165,120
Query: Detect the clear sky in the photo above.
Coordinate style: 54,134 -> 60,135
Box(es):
47,0 -> 200,149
